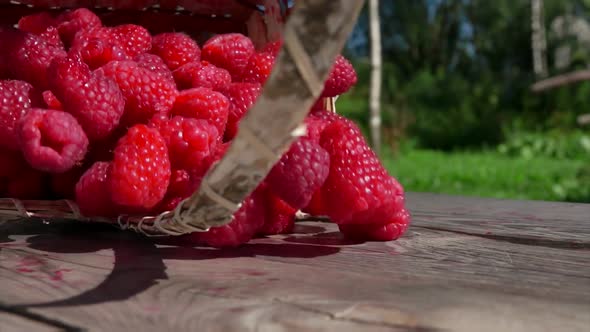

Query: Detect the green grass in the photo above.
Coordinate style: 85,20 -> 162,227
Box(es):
382,148 -> 588,202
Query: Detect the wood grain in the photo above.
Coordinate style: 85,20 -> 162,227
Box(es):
1,193 -> 589,331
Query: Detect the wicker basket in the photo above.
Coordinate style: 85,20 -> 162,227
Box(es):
0,0 -> 365,236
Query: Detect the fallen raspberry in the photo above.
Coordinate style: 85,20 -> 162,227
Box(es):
5,30 -> 67,90
170,88 -> 230,136
100,60 -> 178,126
338,209 -> 411,241
313,115 -> 407,228
258,190 -> 297,235
266,138 -> 330,209
18,109 -> 89,173
321,55 -> 358,97
135,53 -> 175,83
0,80 -> 42,150
56,8 -> 102,47
173,61 -> 232,91
110,124 -> 171,210
48,55 -> 125,141
149,115 -> 218,173
42,90 -> 63,110
202,33 -> 255,80
111,24 -> 152,58
75,161 -> 117,217
151,32 -> 201,71
239,52 -> 276,84
217,82 -> 262,141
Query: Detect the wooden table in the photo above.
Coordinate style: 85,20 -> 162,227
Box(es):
0,193 -> 589,332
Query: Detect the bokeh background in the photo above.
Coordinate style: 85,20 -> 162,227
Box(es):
338,0 -> 590,203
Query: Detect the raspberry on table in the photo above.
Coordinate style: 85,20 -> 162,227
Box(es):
0,80 -> 43,150
111,24 -> 152,58
75,161 -> 117,217
172,61 -> 232,91
151,32 -> 201,71
239,52 -> 276,85
72,37 -> 129,70
18,109 -> 89,174
99,60 -> 178,126
151,169 -> 201,214
149,115 -> 218,173
266,138 -> 330,209
258,189 -> 297,236
201,33 -> 255,80
217,82 -> 262,141
314,115 -> 407,229
170,87 -> 230,136
110,124 -> 171,210
135,53 -> 175,84
56,8 -> 102,47
321,55 -> 358,98
338,209 -> 411,241
48,55 -> 125,141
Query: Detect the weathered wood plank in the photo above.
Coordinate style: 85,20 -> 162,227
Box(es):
0,312 -> 60,332
0,194 -> 589,331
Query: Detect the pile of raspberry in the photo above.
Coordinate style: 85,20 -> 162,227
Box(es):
0,8 -> 410,247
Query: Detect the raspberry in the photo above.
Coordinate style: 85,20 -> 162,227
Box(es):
338,209 -> 411,241
135,53 -> 175,83
261,40 -> 283,55
182,185 -> 267,248
266,138 -> 330,209
170,88 -> 230,136
217,82 -> 262,141
75,161 -> 117,217
48,55 -> 125,141
111,24 -> 152,58
202,33 -> 255,80
149,115 -> 218,172
5,30 -> 67,90
173,61 -> 232,91
42,90 -> 63,110
321,55 -> 358,97
18,109 -> 89,173
151,32 -> 201,71
56,8 -> 102,47
18,12 -> 57,35
110,124 -> 171,210
258,190 -> 297,236
152,169 -> 200,214
0,80 -> 42,150
314,116 -> 407,229
73,37 -> 128,70
240,52 -> 276,85
100,60 -> 178,126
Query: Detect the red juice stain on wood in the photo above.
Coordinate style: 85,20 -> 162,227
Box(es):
16,267 -> 35,273
50,269 -> 72,281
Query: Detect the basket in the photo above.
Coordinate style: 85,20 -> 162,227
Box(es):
0,0 -> 366,236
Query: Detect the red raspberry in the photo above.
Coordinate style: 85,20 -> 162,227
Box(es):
18,12 -> 57,35
75,161 -> 117,217
18,109 -> 89,173
194,141 -> 230,177
42,90 -> 63,110
149,115 -> 218,172
202,33 -> 255,80
265,138 -> 330,209
51,167 -> 85,199
0,80 -> 42,150
152,169 -> 201,214
321,55 -> 358,97
240,52 -> 276,85
5,30 -> 66,90
258,190 -> 297,236
110,124 -> 171,210
134,53 -> 175,84
315,116 -> 408,229
338,209 -> 411,241
172,61 -> 231,91
48,55 -> 125,141
100,60 -> 178,126
181,185 -> 267,248
56,8 -> 102,47
73,37 -> 128,70
170,88 -> 230,136
6,166 -> 46,199
151,32 -> 201,71
261,40 -> 283,55
111,24 -> 152,58
217,82 -> 262,141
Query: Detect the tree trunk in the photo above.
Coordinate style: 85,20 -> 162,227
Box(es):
369,0 -> 382,155
532,0 -> 548,78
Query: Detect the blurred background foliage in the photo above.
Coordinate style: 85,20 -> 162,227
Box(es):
339,0 -> 590,203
